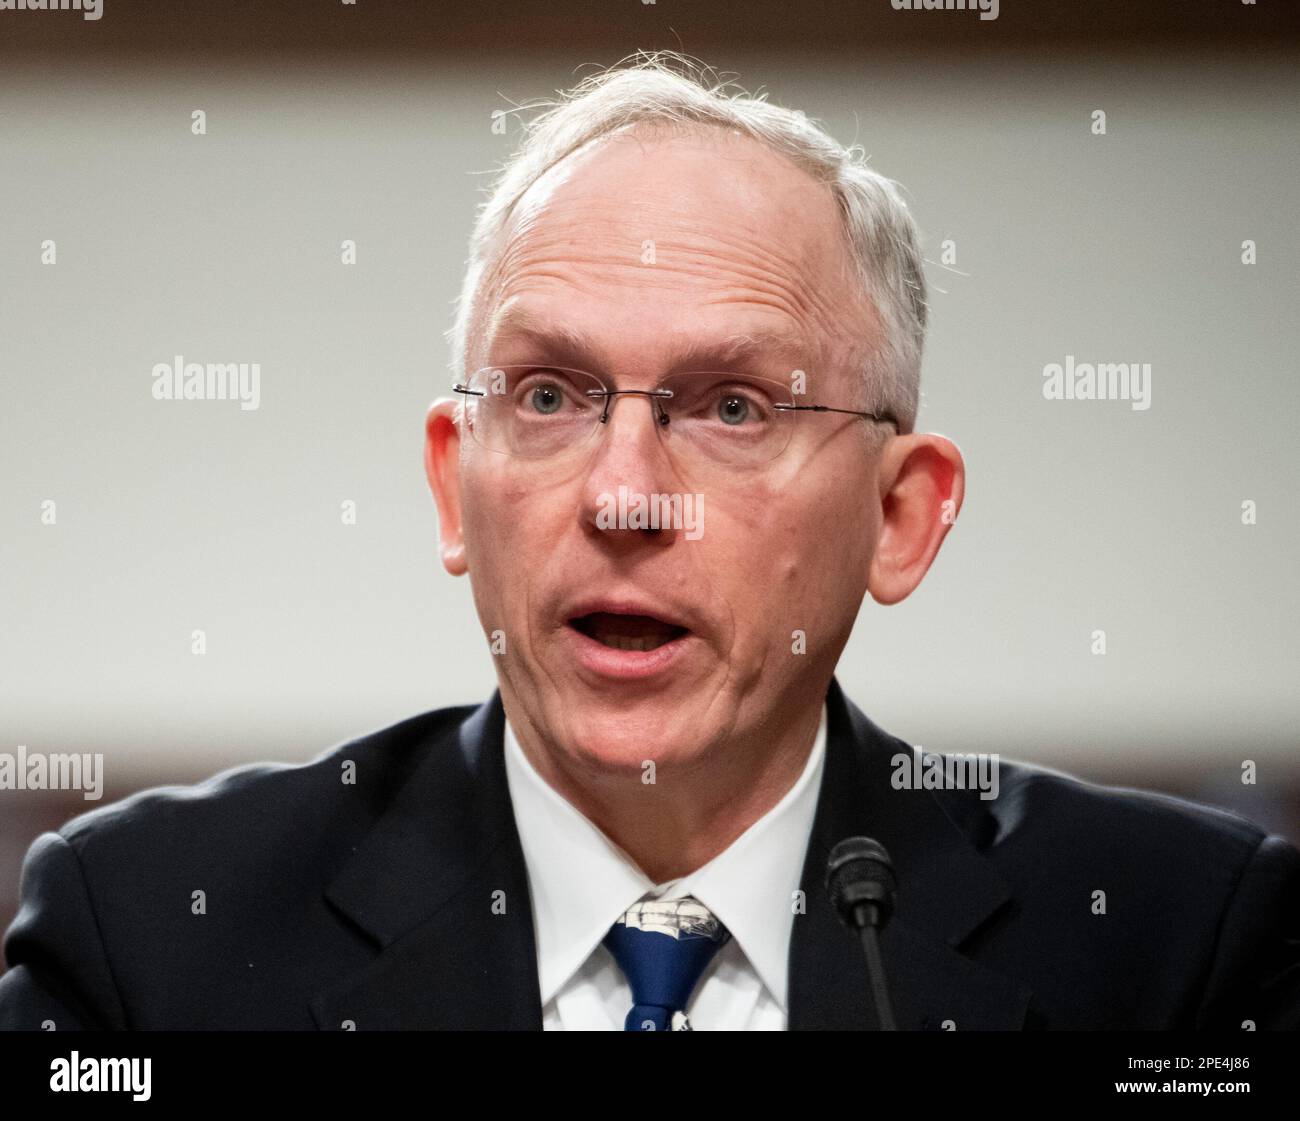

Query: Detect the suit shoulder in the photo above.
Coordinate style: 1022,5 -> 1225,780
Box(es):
978,756 -> 1282,882
55,702 -> 478,861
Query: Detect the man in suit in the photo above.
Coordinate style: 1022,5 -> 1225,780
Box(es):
3,54 -> 1298,1030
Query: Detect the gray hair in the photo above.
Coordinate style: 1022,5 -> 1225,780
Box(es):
445,51 -> 927,432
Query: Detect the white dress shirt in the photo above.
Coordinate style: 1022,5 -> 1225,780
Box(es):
503,705 -> 827,1030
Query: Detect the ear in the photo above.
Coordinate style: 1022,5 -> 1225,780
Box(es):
424,398 -> 468,576
867,433 -> 965,606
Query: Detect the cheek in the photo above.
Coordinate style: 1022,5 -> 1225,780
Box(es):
745,480 -> 874,633
700,489 -> 819,644
461,468 -> 538,598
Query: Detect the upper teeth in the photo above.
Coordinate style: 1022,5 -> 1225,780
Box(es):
599,634 -> 662,652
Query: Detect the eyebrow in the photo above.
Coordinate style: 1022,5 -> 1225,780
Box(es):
483,304 -> 812,375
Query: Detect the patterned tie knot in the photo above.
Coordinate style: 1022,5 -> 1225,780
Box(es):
604,895 -> 730,1031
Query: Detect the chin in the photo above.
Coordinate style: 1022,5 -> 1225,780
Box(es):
549,696 -> 711,771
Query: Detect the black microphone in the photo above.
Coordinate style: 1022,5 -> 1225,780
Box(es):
826,837 -> 898,1030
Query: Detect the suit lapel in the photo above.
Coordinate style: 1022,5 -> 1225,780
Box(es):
788,678 -> 1032,1030
310,692 -> 543,1029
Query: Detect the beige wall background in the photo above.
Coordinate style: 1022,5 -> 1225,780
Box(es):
1,48 -> 1296,801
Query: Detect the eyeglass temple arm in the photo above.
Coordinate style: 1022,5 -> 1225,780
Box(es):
775,403 -> 899,427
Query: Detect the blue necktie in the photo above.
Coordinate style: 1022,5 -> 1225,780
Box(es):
603,896 -> 731,1031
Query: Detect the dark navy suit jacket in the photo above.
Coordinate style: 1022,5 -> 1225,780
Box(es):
2,678 -> 1297,1029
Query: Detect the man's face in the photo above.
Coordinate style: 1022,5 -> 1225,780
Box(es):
445,126 -> 888,777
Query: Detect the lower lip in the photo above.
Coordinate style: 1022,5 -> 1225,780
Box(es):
562,623 -> 696,681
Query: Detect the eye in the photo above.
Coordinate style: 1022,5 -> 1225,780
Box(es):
693,379 -> 775,427
513,369 -> 592,416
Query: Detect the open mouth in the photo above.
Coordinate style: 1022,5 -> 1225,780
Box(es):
569,612 -> 690,653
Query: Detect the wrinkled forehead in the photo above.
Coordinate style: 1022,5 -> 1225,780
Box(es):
500,123 -> 855,294
471,125 -> 874,382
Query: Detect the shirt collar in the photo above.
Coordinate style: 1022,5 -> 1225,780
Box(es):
503,705 -> 827,1011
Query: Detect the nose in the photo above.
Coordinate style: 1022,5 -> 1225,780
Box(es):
579,391 -> 688,543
